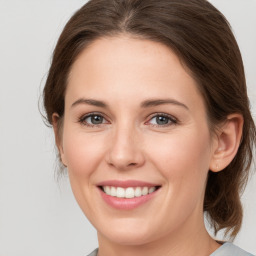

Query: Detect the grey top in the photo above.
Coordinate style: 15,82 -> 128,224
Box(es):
210,242 -> 254,256
87,248 -> 98,256
87,242 -> 254,256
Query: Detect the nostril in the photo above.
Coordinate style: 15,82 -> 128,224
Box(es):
128,163 -> 137,166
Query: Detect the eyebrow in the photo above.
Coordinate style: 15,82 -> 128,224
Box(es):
71,98 -> 189,110
140,99 -> 189,110
71,98 -> 108,108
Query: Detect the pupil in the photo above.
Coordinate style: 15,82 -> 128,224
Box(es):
92,115 -> 103,124
157,116 -> 168,125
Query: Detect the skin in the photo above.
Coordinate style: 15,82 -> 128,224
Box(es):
53,35 -> 243,256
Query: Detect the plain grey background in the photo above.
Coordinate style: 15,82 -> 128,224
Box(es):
0,1 -> 255,255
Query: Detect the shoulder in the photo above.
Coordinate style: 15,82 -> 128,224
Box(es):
86,248 -> 98,256
211,242 -> 254,256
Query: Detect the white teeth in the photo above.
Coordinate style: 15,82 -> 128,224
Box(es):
125,187 -> 135,198
116,187 -> 125,198
134,187 -> 142,197
105,186 -> 111,195
102,186 -> 158,198
149,187 -> 156,194
110,187 -> 116,197
142,187 -> 148,196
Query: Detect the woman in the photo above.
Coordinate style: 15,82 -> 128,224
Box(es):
43,0 -> 256,255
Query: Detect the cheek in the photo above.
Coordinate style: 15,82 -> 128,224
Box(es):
61,126 -> 108,220
143,129 -> 212,230
146,127 -> 212,187
62,127 -> 106,177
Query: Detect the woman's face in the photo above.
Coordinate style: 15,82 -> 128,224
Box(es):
59,35 -> 218,245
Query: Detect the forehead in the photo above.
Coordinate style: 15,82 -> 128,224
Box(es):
66,35 -> 205,114
69,35 -> 185,81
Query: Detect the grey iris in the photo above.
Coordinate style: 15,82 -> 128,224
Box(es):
91,115 -> 103,124
156,116 -> 169,125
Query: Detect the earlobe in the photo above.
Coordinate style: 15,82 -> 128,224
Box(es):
210,114 -> 244,172
52,113 -> 67,166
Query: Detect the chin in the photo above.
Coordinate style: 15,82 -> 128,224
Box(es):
100,230 -> 153,246
96,218 -> 157,246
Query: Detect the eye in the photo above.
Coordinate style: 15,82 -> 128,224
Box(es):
79,113 -> 108,127
146,113 -> 177,127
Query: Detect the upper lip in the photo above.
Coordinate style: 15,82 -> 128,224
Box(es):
97,180 -> 160,188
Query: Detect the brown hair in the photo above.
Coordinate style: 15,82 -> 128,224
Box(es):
43,0 -> 256,238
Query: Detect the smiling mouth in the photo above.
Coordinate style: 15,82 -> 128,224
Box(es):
100,186 -> 161,199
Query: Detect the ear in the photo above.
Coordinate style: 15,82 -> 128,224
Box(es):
52,113 -> 67,167
209,114 -> 244,172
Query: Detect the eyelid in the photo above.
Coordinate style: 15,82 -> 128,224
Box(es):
145,112 -> 178,127
78,112 -> 110,127
77,111 -> 178,128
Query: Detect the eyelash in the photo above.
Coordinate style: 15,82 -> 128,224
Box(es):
145,113 -> 178,127
78,112 -> 178,128
78,112 -> 109,127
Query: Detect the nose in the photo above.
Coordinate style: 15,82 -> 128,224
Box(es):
105,125 -> 145,171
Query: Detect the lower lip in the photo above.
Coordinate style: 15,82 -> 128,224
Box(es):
98,188 -> 159,210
